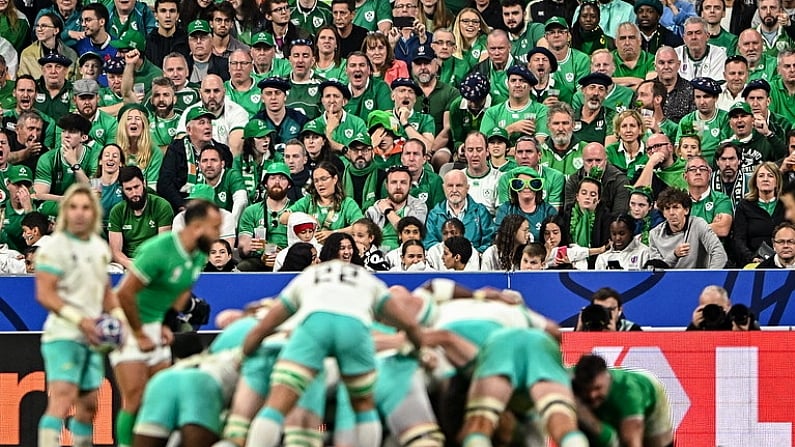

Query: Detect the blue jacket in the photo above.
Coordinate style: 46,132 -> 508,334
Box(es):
424,196 -> 495,253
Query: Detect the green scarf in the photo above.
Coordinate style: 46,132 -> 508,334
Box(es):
579,27 -> 609,54
571,204 -> 595,247
656,157 -> 689,190
640,214 -> 652,246
183,138 -> 203,192
342,159 -> 379,210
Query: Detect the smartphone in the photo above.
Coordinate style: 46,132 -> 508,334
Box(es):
133,83 -> 145,96
607,260 -> 623,270
393,16 -> 414,29
557,246 -> 567,259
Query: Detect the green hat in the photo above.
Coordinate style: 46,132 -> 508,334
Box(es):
544,16 -> 569,31
187,20 -> 212,35
116,103 -> 149,122
300,119 -> 325,136
251,31 -> 275,47
188,184 -> 216,201
346,131 -> 372,147
185,107 -> 217,122
244,119 -> 275,139
486,127 -> 509,143
110,30 -> 146,51
510,166 -> 541,179
263,162 -> 293,185
366,110 -> 400,134
8,165 -> 34,186
728,101 -> 753,116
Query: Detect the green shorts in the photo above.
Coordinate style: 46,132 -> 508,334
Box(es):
375,355 -> 419,417
279,312 -> 376,376
474,328 -> 570,390
41,340 -> 104,391
135,368 -> 224,437
242,345 -> 281,397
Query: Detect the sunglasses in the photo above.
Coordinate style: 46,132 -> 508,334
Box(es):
510,177 -> 544,192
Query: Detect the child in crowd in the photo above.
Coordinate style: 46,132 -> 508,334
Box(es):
426,217 -> 480,270
273,212 -> 320,272
594,214 -> 650,270
204,240 -> 239,272
519,243 -> 546,271
390,239 -> 433,271
385,216 -> 427,268
351,218 -> 390,271
441,236 -> 474,271
481,214 -> 530,271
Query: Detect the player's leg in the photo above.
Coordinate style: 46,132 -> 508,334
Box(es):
336,319 -> 381,447
39,341 -> 91,447
459,375 -> 513,447
38,381 -> 79,447
221,380 -> 266,446
180,424 -> 221,447
133,369 -> 180,447
333,383 -> 357,447
70,348 -> 105,447
285,368 -> 329,447
529,381 -> 588,447
114,360 -> 151,447
385,370 -> 445,447
342,370 -> 381,447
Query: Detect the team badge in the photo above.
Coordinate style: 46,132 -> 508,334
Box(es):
219,192 -> 227,202
291,18 -> 300,26
344,128 -> 354,138
61,93 -> 70,102
705,201 -> 714,211
168,128 -> 177,136
573,121 -> 582,131
0,189 -> 6,204
148,219 -> 155,228
131,22 -> 138,30
777,41 -> 789,51
313,16 -> 324,27
365,99 -> 374,110
711,128 -> 719,137
308,87 -> 318,96
365,11 -> 375,22
566,73 -> 574,82
35,93 -> 45,103
573,157 -> 583,169
183,96 -> 192,104
596,120 -> 604,130
472,49 -> 481,59
418,192 -> 428,202
251,94 -> 261,103
96,129 -> 104,138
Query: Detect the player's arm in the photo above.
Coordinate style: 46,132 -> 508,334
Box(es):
242,299 -> 292,356
420,328 -> 477,367
619,416 -> 645,447
378,287 -> 424,350
35,271 -> 100,345
115,270 -> 149,347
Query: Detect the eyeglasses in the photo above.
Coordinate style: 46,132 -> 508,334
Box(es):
269,211 -> 279,228
348,146 -> 372,153
510,177 -> 544,192
774,239 -> 795,245
685,166 -> 710,173
460,18 -> 481,25
271,5 -> 289,13
314,175 -> 333,183
80,17 -> 96,23
35,24 -> 56,29
432,40 -> 456,46
647,142 -> 670,151
394,3 -> 417,9
229,60 -> 252,66
386,165 -> 411,174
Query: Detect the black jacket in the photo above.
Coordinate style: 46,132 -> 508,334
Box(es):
732,198 -> 785,265
158,138 -> 233,211
146,28 -> 191,68
565,164 -> 630,215
187,54 -> 231,82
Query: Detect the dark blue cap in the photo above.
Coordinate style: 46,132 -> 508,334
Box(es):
690,77 -> 722,96
38,53 -> 72,67
390,77 -> 423,96
506,65 -> 538,86
257,76 -> 291,92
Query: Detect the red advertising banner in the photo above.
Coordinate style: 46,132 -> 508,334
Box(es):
563,332 -> 795,446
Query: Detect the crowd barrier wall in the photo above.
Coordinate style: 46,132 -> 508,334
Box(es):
2,332 -> 794,446
1,270 -> 794,331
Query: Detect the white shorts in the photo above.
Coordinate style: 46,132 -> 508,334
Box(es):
109,322 -> 172,367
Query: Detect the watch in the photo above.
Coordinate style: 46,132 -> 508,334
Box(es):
70,164 -> 81,172
384,208 -> 394,216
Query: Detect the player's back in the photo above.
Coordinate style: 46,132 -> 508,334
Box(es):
434,299 -> 545,347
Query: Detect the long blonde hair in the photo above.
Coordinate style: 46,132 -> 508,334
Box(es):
452,8 -> 489,58
116,108 -> 155,170
56,183 -> 103,235
745,162 -> 782,202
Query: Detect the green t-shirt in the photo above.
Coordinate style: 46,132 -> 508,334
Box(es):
606,141 -> 649,179
612,50 -> 655,79
748,55 -> 779,82
510,23 -> 545,64
254,58 -> 293,81
690,188 -> 733,224
128,231 -> 206,324
438,56 -> 472,87
175,86 -> 201,109
353,0 -> 392,31
34,146 -> 98,196
551,48 -> 592,105
0,204 -> 28,251
412,80 -> 460,139
397,110 -> 435,139
675,109 -> 731,163
108,193 -> 174,258
481,99 -> 549,143
314,60 -> 349,83
345,78 -> 395,121
770,77 -> 795,124
657,118 -> 679,144
593,368 -> 658,431
287,75 -> 324,120
224,79 -> 263,117
126,147 -> 164,189
449,96 -> 488,149
289,196 -> 364,231
462,35 -> 488,69
496,164 -> 565,209
573,106 -> 616,145
572,84 -> 635,114
308,112 -> 368,148
709,29 -> 738,56
34,80 -> 73,122
409,169 -> 445,210
0,79 -> 15,111
0,166 -> 9,209
540,140 -> 588,178
291,2 -> 333,34
205,169 -> 247,212
237,201 -> 290,249
134,60 -> 164,96
232,155 -> 282,202
99,87 -> 123,107
149,112 -> 181,150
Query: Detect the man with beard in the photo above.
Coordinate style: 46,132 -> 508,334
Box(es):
565,142 -> 630,213
716,55 -> 749,111
176,74 -> 247,155
237,162 -> 293,271
540,102 -> 589,178
636,79 -> 679,143
113,31 -> 163,97
481,65 -> 549,145
282,139 -> 311,202
198,146 -> 248,226
285,39 -> 325,120
35,54 -> 73,122
341,131 -> 386,210
344,51 -> 394,120
209,2 -> 249,58
33,114 -> 95,202
675,17 -> 728,81
702,0 -> 739,55
633,133 -> 688,199
3,75 -> 55,168
250,32 -> 292,78
158,107 -> 234,212
145,0 -> 190,69
737,29 -> 779,81
612,22 -> 655,90
573,72 -> 617,146
149,77 -> 181,151
62,80 -> 117,148
654,45 -> 695,122
253,76 -> 309,146
711,142 -> 748,211
467,30 -> 519,104
573,49 -> 636,112
305,80 -> 367,153
187,20 -> 230,83
390,77 -> 435,149
74,3 -> 115,86
503,0 -> 544,64
676,76 -> 730,162
412,45 -> 460,155
770,49 -> 795,123
111,199 -> 220,447
225,50 -> 262,117
108,166 -> 174,270
431,28 -> 470,86
366,165 -> 427,250
545,17 -> 591,105
725,101 -> 786,174
635,0 -> 683,55
755,0 -> 795,57
445,72 -> 491,169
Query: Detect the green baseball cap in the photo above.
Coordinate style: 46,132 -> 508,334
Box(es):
728,101 -> 753,116
510,166 -> 541,179
346,131 -> 372,147
244,119 -> 275,139
366,110 -> 400,134
263,162 -> 293,185
185,107 -> 217,122
486,127 -> 509,143
251,31 -> 275,47
544,16 -> 569,31
110,30 -> 146,51
300,119 -> 325,136
187,20 -> 212,35
8,165 -> 34,185
188,183 -> 216,201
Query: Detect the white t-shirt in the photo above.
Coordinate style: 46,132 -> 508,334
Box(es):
176,99 -> 248,146
464,167 -> 502,216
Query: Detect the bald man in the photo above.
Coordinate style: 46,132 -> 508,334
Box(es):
737,29 -> 778,81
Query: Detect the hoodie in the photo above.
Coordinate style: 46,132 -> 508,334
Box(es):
273,212 -> 321,272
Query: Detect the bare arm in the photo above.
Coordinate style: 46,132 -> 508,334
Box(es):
228,129 -> 244,157
157,225 -> 172,234
420,328 -> 477,367
33,182 -> 63,203
619,417 -> 645,447
108,231 -> 133,270
116,271 -> 147,336
710,213 -> 732,238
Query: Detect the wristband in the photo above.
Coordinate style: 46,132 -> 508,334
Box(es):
59,304 -> 85,326
473,290 -> 487,301
110,307 -> 128,324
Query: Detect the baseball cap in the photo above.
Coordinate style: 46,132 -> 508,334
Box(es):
188,184 -> 216,201
251,31 -> 275,47
8,165 -> 33,186
367,110 -> 400,134
486,127 -> 509,143
78,52 -> 103,67
300,119 -> 325,136
187,20 -> 212,35
185,107 -> 217,122
110,30 -> 146,51
544,16 -> 569,31
728,101 -> 752,116
38,53 -> 72,67
346,131 -> 372,147
244,119 -> 275,138
412,44 -> 436,63
73,79 -> 99,97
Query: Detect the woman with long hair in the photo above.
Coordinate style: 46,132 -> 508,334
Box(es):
541,214 -> 578,269
481,214 -> 529,271
180,0 -> 214,25
33,0 -> 82,48
300,123 -> 345,173
390,239 -> 432,271
451,8 -> 490,68
319,232 -> 364,265
286,161 -> 364,243
561,177 -> 613,269
281,242 -> 320,271
627,186 -> 663,245
315,26 -> 348,82
18,13 -> 78,79
570,1 -> 615,55
93,143 -> 125,234
351,217 -> 390,271
606,110 -> 648,179
733,162 -> 786,265
0,0 -> 30,50
494,167 -> 557,241
228,0 -> 261,45
363,31 -> 407,85
234,119 -> 279,203
420,0 -> 453,31
116,106 -> 163,190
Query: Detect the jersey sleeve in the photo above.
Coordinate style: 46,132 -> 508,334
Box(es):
289,196 -> 311,214
714,193 -> 733,216
153,197 -> 175,227
128,237 -> 163,285
107,202 -> 125,233
34,151 -> 55,186
341,198 -> 365,226
237,204 -> 259,236
35,235 -> 66,276
614,373 -> 649,420
278,271 -> 304,313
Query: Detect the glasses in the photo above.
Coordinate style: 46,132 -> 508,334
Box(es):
647,142 -> 670,151
685,166 -> 710,173
774,239 -> 795,245
348,146 -> 372,153
229,60 -> 252,66
510,177 -> 544,192
314,175 -> 333,183
460,18 -> 481,25
271,5 -> 289,13
386,165 -> 410,174
394,3 -> 417,9
35,24 -> 56,29
545,29 -> 568,35
80,17 -> 96,23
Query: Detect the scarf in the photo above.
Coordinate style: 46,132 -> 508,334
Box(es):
183,138 -> 204,192
342,158 -> 379,210
655,157 -> 688,190
578,27 -> 609,54
570,204 -> 595,248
